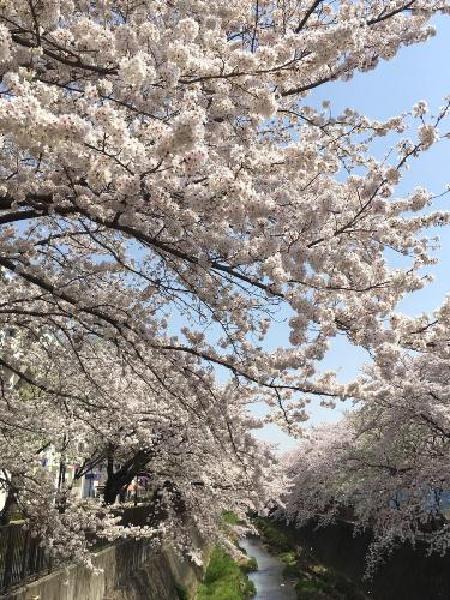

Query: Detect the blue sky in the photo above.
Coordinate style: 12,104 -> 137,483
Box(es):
257,15 -> 450,450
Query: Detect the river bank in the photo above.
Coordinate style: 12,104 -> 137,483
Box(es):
248,515 -> 450,600
194,513 -> 369,600
239,536 -> 296,600
250,517 -> 368,600
291,517 -> 450,600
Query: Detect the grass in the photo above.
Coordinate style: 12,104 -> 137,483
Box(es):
197,548 -> 256,600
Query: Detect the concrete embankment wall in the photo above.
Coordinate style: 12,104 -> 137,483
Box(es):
5,538 -> 203,600
295,519 -> 450,600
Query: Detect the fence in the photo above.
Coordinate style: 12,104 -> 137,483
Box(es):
0,522 -> 52,594
0,504 -> 155,595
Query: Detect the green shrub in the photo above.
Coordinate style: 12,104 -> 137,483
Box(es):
295,578 -> 326,593
296,590 -> 330,600
176,584 -> 188,600
279,551 -> 297,565
251,516 -> 292,552
240,557 -> 258,573
243,579 -> 256,598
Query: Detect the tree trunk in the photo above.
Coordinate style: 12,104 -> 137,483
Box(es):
104,443 -> 118,504
104,476 -> 120,505
0,486 -> 16,526
103,447 -> 151,505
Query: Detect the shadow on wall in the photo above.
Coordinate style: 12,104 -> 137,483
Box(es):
295,520 -> 450,600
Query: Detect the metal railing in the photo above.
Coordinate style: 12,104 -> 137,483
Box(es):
0,503 -> 156,595
0,523 -> 52,593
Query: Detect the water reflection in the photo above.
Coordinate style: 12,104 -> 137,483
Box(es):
240,536 -> 297,600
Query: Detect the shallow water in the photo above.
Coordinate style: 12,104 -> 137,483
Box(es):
239,536 -> 297,600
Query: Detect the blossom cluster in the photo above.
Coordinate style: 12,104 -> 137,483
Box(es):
0,0 -> 450,560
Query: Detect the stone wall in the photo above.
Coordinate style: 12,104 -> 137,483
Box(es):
5,538 -> 203,600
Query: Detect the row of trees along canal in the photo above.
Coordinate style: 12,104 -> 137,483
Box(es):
0,0 -> 450,573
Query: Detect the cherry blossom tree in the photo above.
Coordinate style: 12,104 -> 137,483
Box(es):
283,298 -> 450,569
0,326 -> 278,564
1,0 -> 450,562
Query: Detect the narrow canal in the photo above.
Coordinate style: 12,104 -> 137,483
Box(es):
239,536 -> 297,599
